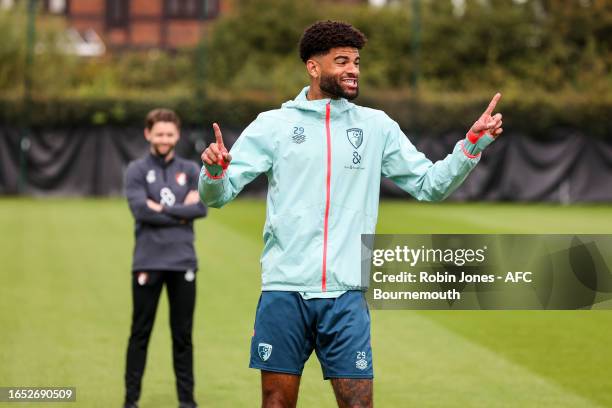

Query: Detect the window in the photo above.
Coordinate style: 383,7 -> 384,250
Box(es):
4,0 -> 67,14
46,0 -> 66,14
165,0 -> 219,19
106,0 -> 128,28
203,0 -> 219,19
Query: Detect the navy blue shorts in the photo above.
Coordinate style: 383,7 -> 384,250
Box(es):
249,291 -> 373,379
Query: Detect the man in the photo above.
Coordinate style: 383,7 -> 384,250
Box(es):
199,21 -> 502,408
124,108 -> 206,408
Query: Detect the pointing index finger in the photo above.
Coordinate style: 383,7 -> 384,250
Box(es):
213,122 -> 224,149
484,92 -> 501,116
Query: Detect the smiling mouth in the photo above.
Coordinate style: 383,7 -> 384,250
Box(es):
342,78 -> 358,88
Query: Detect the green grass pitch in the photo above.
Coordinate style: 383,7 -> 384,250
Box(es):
1,198 -> 612,407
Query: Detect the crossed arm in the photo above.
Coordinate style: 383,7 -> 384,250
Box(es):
126,165 -> 207,226
146,190 -> 207,220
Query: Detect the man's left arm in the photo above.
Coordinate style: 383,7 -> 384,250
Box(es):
161,163 -> 208,220
381,93 -> 502,202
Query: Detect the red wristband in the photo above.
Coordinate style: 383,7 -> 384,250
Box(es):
467,129 -> 486,144
217,158 -> 229,170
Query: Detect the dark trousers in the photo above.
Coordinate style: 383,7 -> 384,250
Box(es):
124,270 -> 196,404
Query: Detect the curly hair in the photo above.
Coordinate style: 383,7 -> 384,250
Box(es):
299,20 -> 367,63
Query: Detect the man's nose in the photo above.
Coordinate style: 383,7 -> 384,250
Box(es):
346,63 -> 359,76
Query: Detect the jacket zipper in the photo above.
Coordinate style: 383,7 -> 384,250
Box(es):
322,102 -> 332,291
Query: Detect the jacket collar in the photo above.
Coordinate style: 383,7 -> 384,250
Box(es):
149,151 -> 175,167
281,86 -> 355,114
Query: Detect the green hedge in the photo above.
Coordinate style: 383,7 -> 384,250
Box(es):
1,90 -> 610,137
360,89 -> 612,137
0,92 -> 271,129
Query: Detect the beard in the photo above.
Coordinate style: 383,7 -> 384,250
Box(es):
319,73 -> 359,100
153,145 -> 174,158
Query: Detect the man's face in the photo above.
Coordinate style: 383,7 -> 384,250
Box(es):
313,47 -> 360,100
144,121 -> 180,157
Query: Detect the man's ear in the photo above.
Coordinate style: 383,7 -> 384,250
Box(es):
306,59 -> 320,79
144,128 -> 151,142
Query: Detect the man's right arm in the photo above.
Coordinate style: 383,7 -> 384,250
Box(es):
125,162 -> 182,226
199,116 -> 274,208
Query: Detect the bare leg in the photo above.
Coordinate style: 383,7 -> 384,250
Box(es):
330,378 -> 373,408
261,371 -> 301,408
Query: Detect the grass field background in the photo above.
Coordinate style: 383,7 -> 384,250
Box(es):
1,198 -> 612,407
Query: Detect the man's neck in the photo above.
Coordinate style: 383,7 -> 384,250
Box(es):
150,148 -> 175,162
306,84 -> 337,101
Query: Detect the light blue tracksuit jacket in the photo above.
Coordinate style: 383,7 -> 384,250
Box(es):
199,86 -> 493,294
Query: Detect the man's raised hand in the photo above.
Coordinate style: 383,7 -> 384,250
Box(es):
470,93 -> 503,139
201,123 -> 232,169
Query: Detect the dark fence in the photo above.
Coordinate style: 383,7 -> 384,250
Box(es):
1,126 -> 611,202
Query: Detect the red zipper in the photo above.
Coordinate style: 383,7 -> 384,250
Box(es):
322,102 -> 332,291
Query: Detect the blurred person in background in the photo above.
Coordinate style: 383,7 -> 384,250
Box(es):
123,109 -> 206,408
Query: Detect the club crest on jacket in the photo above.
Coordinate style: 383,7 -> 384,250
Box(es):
347,128 -> 363,149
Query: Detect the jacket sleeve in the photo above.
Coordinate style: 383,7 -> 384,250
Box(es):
163,163 -> 208,220
125,162 -> 182,226
381,116 -> 485,202
199,114 -> 274,208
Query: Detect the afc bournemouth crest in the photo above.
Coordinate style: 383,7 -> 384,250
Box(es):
347,128 -> 363,149
146,169 -> 156,184
258,343 -> 273,361
175,172 -> 187,186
